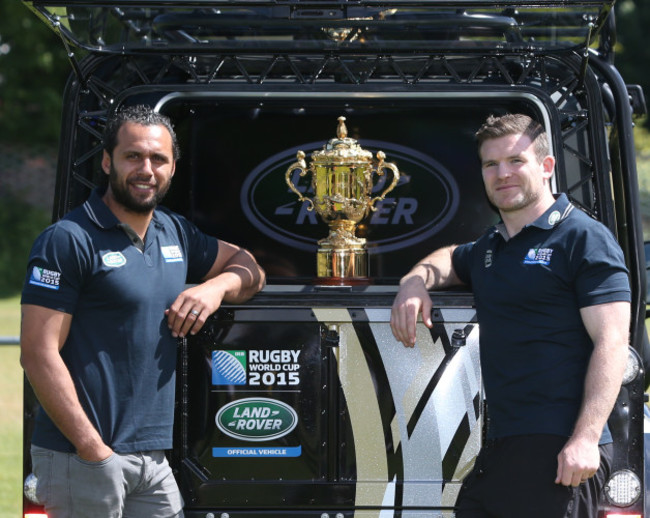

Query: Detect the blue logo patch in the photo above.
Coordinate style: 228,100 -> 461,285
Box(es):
28,267 -> 61,290
160,245 -> 183,263
523,248 -> 553,266
213,350 -> 247,385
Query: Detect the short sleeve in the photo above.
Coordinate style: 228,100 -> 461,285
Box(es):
569,222 -> 630,308
452,241 -> 476,287
170,213 -> 220,283
20,222 -> 89,314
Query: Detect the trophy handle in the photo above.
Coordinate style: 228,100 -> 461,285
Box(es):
369,151 -> 400,210
285,151 -> 315,211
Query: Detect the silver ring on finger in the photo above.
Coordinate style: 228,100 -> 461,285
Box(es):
190,309 -> 200,317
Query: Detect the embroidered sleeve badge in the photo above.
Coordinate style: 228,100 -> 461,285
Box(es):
28,267 -> 61,290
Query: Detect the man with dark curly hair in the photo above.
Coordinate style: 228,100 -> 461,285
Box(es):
21,105 -> 266,517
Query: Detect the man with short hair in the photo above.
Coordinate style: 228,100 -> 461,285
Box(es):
21,105 -> 266,517
390,113 -> 630,517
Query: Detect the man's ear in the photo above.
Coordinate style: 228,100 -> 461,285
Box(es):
101,150 -> 111,176
542,155 -> 556,180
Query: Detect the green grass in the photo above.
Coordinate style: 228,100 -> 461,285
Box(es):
0,295 -> 22,518
634,118 -> 650,239
0,295 -> 20,337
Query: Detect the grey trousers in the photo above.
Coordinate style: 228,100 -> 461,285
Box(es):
31,446 -> 184,518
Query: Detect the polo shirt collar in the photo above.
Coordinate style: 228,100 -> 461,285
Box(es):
83,188 -> 120,229
83,188 -> 167,253
83,187 -> 166,231
494,193 -> 574,240
528,193 -> 574,230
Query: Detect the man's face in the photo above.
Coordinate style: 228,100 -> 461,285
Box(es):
479,133 -> 554,214
102,122 -> 176,213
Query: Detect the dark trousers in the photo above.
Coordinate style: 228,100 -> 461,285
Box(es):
455,434 -> 613,518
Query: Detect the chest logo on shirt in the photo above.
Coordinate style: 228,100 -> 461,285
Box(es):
102,252 -> 127,268
161,245 -> 184,263
484,249 -> 493,268
523,248 -> 553,266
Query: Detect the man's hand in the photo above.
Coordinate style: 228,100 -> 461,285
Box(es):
555,436 -> 600,487
166,242 -> 266,338
165,282 -> 225,338
390,245 -> 461,347
76,442 -> 114,463
390,277 -> 433,347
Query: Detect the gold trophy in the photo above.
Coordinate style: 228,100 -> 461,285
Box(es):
285,116 -> 400,284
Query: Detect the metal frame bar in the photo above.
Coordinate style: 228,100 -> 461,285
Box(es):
23,1 -> 614,56
27,0 -> 615,7
54,48 -> 608,226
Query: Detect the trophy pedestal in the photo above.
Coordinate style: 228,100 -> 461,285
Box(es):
315,247 -> 371,285
315,276 -> 372,286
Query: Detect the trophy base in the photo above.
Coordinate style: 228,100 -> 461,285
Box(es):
317,247 -> 369,281
314,276 -> 373,286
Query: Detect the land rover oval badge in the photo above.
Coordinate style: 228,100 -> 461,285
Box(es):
216,398 -> 298,442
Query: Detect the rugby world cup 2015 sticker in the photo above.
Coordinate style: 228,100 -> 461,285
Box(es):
212,349 -> 301,387
213,398 -> 302,458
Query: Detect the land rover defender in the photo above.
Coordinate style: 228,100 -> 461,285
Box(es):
20,1 -> 649,517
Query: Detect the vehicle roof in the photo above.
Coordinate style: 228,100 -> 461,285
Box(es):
24,0 -> 616,55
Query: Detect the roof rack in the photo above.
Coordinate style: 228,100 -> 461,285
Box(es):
24,0 -> 615,54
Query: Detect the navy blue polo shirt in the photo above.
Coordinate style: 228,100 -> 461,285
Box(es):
452,194 -> 630,441
22,189 -> 219,453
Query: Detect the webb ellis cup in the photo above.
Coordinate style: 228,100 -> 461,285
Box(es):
286,116 -> 400,284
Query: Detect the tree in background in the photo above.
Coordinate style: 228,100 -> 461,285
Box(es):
615,0 -> 650,129
0,0 -> 68,145
0,0 -> 68,295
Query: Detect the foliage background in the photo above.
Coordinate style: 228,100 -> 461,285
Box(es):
0,0 -> 69,145
1,0 -> 650,517
615,0 -> 650,133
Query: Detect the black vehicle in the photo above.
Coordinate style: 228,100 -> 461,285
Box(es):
21,1 -> 649,517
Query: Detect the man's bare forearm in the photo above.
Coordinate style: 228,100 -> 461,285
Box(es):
400,245 -> 461,290
20,305 -> 111,461
555,300 -> 630,487
220,248 -> 266,303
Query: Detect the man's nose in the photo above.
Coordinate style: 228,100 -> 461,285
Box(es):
140,158 -> 155,175
496,162 -> 511,178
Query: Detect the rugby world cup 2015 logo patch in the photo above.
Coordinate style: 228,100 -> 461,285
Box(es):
29,267 -> 61,290
212,350 -> 247,385
523,248 -> 553,266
